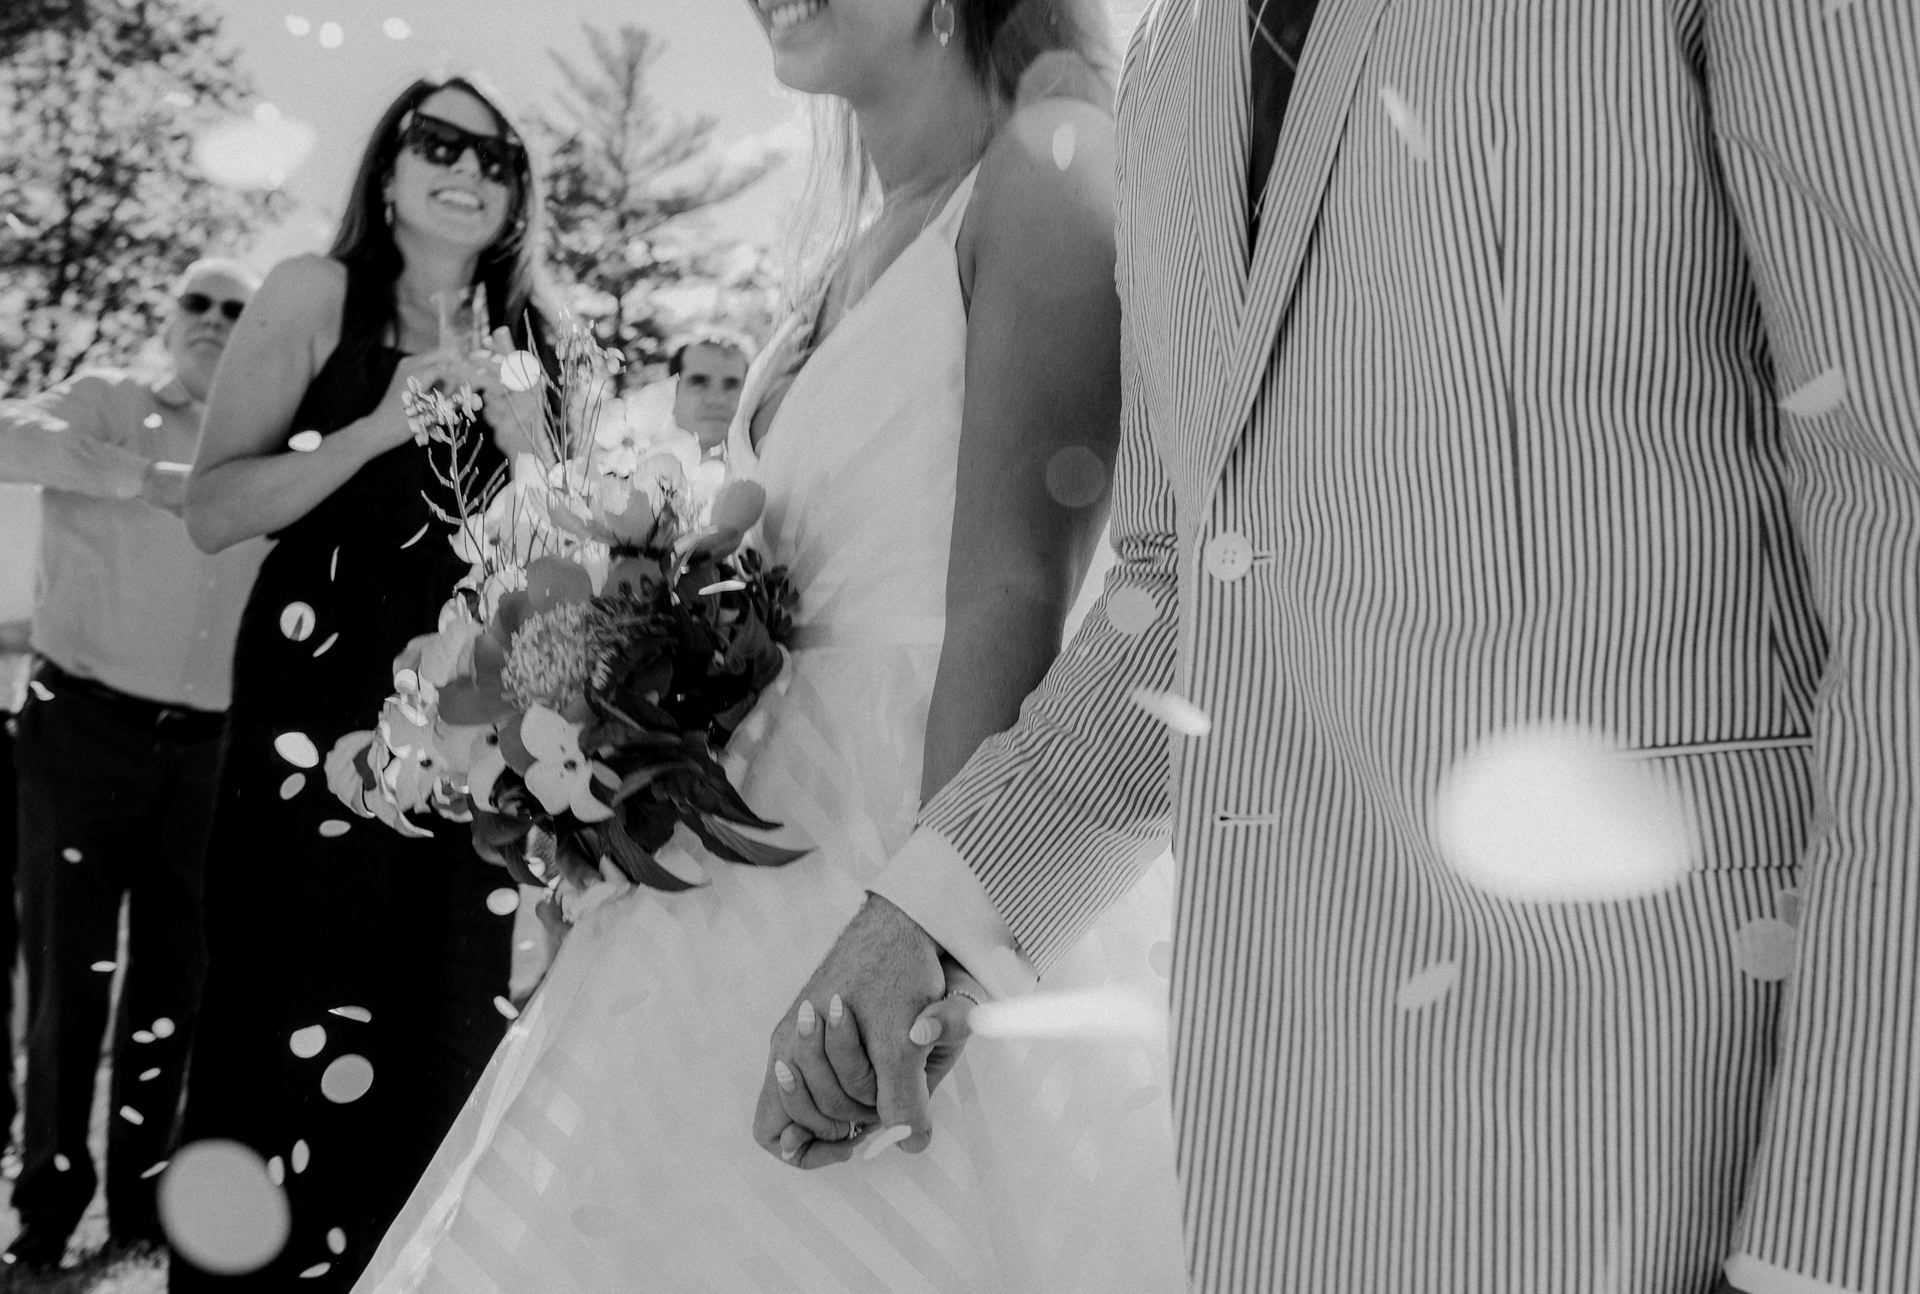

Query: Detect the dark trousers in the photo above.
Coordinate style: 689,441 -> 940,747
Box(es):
1,713 -> 17,1148
13,665 -> 221,1246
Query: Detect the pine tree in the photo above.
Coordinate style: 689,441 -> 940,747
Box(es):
535,23 -> 783,379
0,0 -> 282,398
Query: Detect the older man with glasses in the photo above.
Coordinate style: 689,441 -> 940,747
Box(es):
0,257 -> 270,1273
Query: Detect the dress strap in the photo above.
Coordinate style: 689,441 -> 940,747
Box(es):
927,165 -> 982,247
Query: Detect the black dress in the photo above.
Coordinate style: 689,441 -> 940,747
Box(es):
172,268 -> 513,1291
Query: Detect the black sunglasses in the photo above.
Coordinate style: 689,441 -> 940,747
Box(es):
399,112 -> 524,185
178,292 -> 246,322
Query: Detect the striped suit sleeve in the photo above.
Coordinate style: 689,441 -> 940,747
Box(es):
912,38 -> 1184,976
1705,5 -> 1920,1293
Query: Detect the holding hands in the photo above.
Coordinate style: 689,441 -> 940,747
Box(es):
755,897 -> 983,1170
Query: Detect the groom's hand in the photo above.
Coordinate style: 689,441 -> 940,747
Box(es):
755,895 -> 944,1169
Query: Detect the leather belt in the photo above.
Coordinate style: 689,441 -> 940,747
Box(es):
33,659 -> 227,744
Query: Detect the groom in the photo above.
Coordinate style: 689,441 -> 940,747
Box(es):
761,2 -> 1918,1291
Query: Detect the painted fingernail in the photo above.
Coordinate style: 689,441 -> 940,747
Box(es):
909,1016 -> 942,1047
780,1128 -> 803,1162
774,1060 -> 795,1092
862,1125 -> 914,1160
796,1000 -> 817,1038
827,994 -> 844,1027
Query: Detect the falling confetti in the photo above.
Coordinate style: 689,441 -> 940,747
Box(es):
55,1154 -> 72,1171
312,632 -> 340,657
140,1067 -> 162,1082
493,995 -> 521,1020
1378,85 -> 1434,162
300,1264 -> 332,1279
485,888 -> 521,917
1147,940 -> 1173,977
320,1054 -> 375,1104
382,16 -> 411,39
280,603 -> 315,643
1395,961 -> 1461,1011
969,987 -> 1166,1041
1044,446 -> 1108,508
266,1155 -> 285,1186
1130,687 -> 1213,737
318,820 -> 352,839
1105,587 -> 1159,636
1775,888 -> 1803,928
400,522 -> 431,549
91,960 -> 118,973
275,732 -> 321,768
1779,365 -> 1848,418
1052,122 -> 1077,171
194,110 -> 317,190
697,579 -> 747,596
284,15 -> 311,36
317,21 -> 344,48
329,1005 -> 373,1023
280,774 -> 306,800
289,1024 -> 327,1059
144,413 -> 164,429
327,1228 -> 346,1254
329,547 -> 340,581
500,351 -> 543,392
133,1030 -> 156,1044
291,1140 -> 310,1174
141,1160 -> 169,1179
29,680 -> 53,702
153,1017 -> 176,1038
1432,723 -> 1693,903
288,430 -> 323,452
120,1106 -> 145,1125
61,847 -> 83,863
1734,919 -> 1797,981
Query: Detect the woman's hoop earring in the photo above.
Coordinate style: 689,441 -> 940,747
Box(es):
931,0 -> 955,48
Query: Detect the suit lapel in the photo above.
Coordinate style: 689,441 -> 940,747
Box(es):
1194,0 -> 1396,496
1191,0 -> 1252,335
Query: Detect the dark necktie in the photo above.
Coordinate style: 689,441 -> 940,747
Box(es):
1247,0 -> 1317,237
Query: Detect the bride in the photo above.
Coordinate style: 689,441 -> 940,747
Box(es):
356,1 -> 1184,1289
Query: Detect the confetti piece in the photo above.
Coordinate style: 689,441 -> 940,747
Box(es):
275,732 -> 320,768
92,960 -> 118,973
153,1017 -> 176,1038
382,17 -> 411,39
1052,122 -> 1077,170
1379,85 -> 1433,162
279,603 -> 316,641
280,774 -> 306,800
1775,888 -> 1803,928
55,1153 -> 72,1171
1147,940 -> 1173,978
1396,960 -> 1461,1011
861,1125 -> 915,1160
697,579 -> 747,596
285,15 -> 311,36
1106,587 -> 1159,636
289,1025 -> 327,1059
1130,687 -> 1213,737
1734,919 -> 1797,981
327,1228 -> 346,1254
144,412 -> 164,429
493,995 -> 521,1020
969,987 -> 1166,1041
318,820 -> 351,839
500,351 -> 543,392
328,547 -> 340,581
1433,723 -> 1693,903
121,1105 -> 145,1125
139,1067 -> 162,1082
300,1263 -> 332,1279
291,1140 -> 310,1174
400,522 -> 431,549
133,1030 -> 156,1044
141,1160 -> 169,1179
320,1055 -> 375,1104
312,632 -> 340,658
1779,365 -> 1847,418
1044,446 -> 1107,508
486,888 -> 521,917
61,847 -> 83,863
288,430 -> 323,453
159,1139 -> 290,1276
328,1005 -> 372,1023
317,21 -> 343,48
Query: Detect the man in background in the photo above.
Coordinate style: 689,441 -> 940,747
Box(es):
0,257 -> 268,1272
667,333 -> 749,454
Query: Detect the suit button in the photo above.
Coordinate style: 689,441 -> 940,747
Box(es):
1203,531 -> 1253,582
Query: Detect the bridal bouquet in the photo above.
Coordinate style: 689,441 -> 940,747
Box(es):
326,321 -> 804,913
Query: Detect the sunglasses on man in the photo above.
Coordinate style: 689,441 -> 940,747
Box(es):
178,292 -> 247,322
399,112 -> 525,186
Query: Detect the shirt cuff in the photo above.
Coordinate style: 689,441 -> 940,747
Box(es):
1725,1254 -> 1861,1294
869,826 -> 1039,1000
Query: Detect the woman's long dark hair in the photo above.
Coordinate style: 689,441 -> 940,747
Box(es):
328,74 -> 551,360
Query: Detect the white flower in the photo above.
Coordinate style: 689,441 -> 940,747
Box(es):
520,705 -> 616,822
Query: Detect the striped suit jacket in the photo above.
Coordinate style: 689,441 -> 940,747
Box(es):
915,1 -> 1919,1290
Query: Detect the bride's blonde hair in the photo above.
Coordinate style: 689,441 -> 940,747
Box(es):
783,0 -> 1116,308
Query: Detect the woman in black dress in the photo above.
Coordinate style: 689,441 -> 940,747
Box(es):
176,76 -> 551,1291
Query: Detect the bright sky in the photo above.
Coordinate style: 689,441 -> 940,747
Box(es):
201,0 -> 1151,265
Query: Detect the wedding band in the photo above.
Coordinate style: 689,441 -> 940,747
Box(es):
846,1121 -> 864,1140
946,989 -> 982,1010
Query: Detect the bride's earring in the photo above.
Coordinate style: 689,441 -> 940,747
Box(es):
930,0 -> 955,48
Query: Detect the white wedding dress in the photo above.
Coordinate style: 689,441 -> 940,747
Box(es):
356,174 -> 1187,1293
